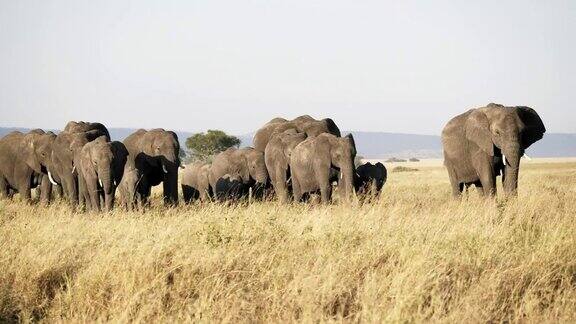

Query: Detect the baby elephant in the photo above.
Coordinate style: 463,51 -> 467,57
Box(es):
214,174 -> 248,202
78,136 -> 128,212
355,162 -> 387,196
118,160 -> 141,211
181,162 -> 212,203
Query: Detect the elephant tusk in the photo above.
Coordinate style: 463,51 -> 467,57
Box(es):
99,179 -> 103,187
162,164 -> 169,174
71,166 -> 76,174
113,180 -> 117,187
340,172 -> 343,180
502,154 -> 508,166
48,171 -> 58,186
523,153 -> 532,161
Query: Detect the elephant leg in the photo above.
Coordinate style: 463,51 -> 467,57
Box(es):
52,183 -> 63,200
39,175 -> 52,205
476,163 -> 496,197
446,165 -> 462,198
182,185 -> 197,203
163,172 -> 179,206
292,176 -> 303,203
17,180 -> 32,202
0,177 -> 9,199
85,179 -> 100,212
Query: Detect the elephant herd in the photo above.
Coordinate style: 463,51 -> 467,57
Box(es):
0,116 -> 386,212
0,103 -> 546,212
0,123 -> 181,211
181,115 -> 387,204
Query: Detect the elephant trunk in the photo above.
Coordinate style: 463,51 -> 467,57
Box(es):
340,162 -> 355,202
502,146 -> 521,196
99,164 -> 115,211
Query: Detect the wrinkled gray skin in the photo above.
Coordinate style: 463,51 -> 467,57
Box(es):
123,129 -> 181,207
355,162 -> 387,196
290,133 -> 357,203
0,130 -> 55,202
209,147 -> 269,199
79,136 -> 128,212
181,162 -> 212,203
264,129 -> 307,203
49,121 -> 110,206
118,159 -> 141,211
214,174 -> 247,202
442,103 -> 545,197
253,115 -> 341,152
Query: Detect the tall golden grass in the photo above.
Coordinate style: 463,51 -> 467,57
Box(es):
1,160 -> 575,322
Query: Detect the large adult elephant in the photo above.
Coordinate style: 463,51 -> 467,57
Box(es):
264,129 -> 307,203
78,136 -> 128,211
0,130 -> 54,202
181,162 -> 212,203
253,115 -> 341,152
290,133 -> 357,203
123,129 -> 181,206
442,103 -> 545,197
209,147 -> 269,199
49,122 -> 110,206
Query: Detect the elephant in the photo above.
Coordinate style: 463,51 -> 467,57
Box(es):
355,162 -> 387,196
214,174 -> 248,202
48,122 -> 110,206
441,103 -> 545,197
78,136 -> 128,212
208,147 -> 269,200
123,129 -> 181,207
290,133 -> 357,203
181,162 -> 212,203
253,115 -> 341,152
0,130 -> 54,202
118,160 -> 141,211
264,129 -> 307,203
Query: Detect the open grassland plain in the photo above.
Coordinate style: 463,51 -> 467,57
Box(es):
1,159 -> 575,323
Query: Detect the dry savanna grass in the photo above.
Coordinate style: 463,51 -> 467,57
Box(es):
1,159 -> 575,322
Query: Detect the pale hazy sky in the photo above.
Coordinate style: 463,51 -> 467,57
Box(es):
0,0 -> 574,135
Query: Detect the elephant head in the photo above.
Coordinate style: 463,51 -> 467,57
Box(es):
20,130 -> 54,175
329,134 -> 357,200
141,129 -> 180,173
465,103 -> 545,195
234,148 -> 268,185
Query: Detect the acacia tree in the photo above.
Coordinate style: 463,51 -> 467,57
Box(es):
185,130 -> 241,162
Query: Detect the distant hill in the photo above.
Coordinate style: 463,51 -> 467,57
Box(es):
1,127 -> 574,158
237,131 -> 576,158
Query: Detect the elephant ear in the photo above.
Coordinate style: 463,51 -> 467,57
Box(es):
20,133 -> 42,173
515,106 -> 546,149
465,110 -> 494,156
111,141 -> 129,182
345,133 -> 357,156
323,118 -> 341,137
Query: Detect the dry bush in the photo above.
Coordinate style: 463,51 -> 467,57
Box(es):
0,161 -> 575,322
